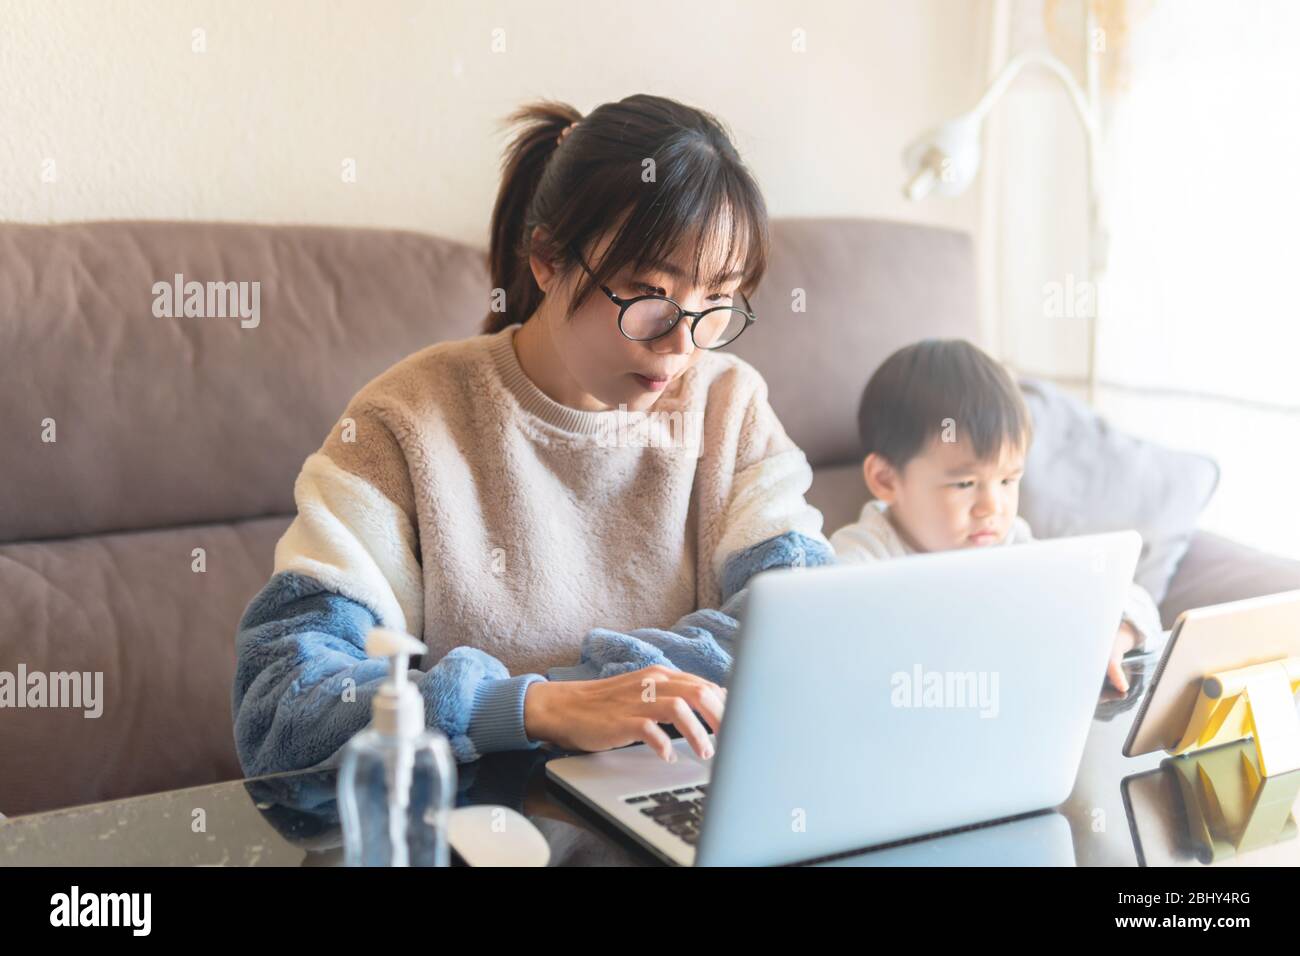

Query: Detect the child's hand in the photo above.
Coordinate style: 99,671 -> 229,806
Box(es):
1106,621 -> 1140,694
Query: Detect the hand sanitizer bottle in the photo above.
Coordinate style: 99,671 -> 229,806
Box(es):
337,628 -> 456,866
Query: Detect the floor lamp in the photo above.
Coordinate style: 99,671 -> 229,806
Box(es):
900,23 -> 1104,403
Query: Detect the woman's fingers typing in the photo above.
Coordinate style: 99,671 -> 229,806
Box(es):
523,666 -> 727,761
634,671 -> 724,761
628,717 -> 675,762
641,678 -> 724,734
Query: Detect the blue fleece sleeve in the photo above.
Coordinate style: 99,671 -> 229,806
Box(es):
232,571 -> 545,776
547,531 -> 836,686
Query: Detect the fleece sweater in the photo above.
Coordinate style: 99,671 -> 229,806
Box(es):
828,499 -> 1163,650
232,322 -> 834,775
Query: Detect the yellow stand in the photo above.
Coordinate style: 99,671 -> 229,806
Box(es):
1167,741 -> 1300,862
1172,656 -> 1300,777
1161,657 -> 1300,861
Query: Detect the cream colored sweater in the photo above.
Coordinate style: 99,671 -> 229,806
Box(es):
233,323 -> 833,773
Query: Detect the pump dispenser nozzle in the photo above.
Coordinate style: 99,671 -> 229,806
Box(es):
366,627 -> 428,739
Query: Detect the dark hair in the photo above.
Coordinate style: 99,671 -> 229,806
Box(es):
483,94 -> 769,334
856,339 -> 1032,471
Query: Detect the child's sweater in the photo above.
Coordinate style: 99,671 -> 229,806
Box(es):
233,322 -> 834,775
829,500 -> 1163,650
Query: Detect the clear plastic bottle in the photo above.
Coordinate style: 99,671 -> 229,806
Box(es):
337,628 -> 456,867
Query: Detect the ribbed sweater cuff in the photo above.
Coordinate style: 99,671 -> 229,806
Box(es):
545,663 -> 599,682
465,673 -> 547,756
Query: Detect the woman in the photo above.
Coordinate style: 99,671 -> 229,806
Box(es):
232,94 -> 834,776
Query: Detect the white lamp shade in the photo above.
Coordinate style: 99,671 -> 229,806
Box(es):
901,111 -> 985,200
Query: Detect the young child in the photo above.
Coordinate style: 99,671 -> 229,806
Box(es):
829,338 -> 1161,694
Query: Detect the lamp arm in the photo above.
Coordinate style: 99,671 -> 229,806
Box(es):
955,27 -> 1107,406
970,46 -> 1104,276
970,50 -> 1097,142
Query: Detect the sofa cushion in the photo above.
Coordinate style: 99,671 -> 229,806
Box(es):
729,218 -> 978,469
0,515 -> 289,816
1017,378 -> 1220,604
807,462 -> 870,538
1159,530 -> 1300,628
0,222 -> 488,544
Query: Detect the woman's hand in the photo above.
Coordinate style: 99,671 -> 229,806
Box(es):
524,666 -> 725,762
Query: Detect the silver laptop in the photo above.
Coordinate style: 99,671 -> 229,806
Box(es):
546,530 -> 1140,866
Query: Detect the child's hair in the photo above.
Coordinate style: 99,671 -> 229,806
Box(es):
483,94 -> 769,334
856,339 -> 1032,471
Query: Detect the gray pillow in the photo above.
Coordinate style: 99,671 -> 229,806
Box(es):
1017,377 -> 1219,605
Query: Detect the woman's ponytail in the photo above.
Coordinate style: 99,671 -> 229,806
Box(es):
483,100 -> 582,335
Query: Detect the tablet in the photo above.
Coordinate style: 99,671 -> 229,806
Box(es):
1124,589 -> 1300,758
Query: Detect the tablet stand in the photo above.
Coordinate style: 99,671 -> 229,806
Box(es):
1172,656 -> 1300,777
1167,740 -> 1300,862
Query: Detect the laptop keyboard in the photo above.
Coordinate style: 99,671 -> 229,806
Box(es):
623,784 -> 709,846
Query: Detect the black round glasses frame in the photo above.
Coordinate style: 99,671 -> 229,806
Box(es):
567,245 -> 756,350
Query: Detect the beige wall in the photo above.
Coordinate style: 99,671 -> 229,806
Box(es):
1,0 -> 992,250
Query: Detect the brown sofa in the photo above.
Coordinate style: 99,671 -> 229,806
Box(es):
2,218 -> 1297,817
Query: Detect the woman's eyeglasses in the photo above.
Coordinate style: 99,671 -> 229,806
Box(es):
569,246 -> 755,350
